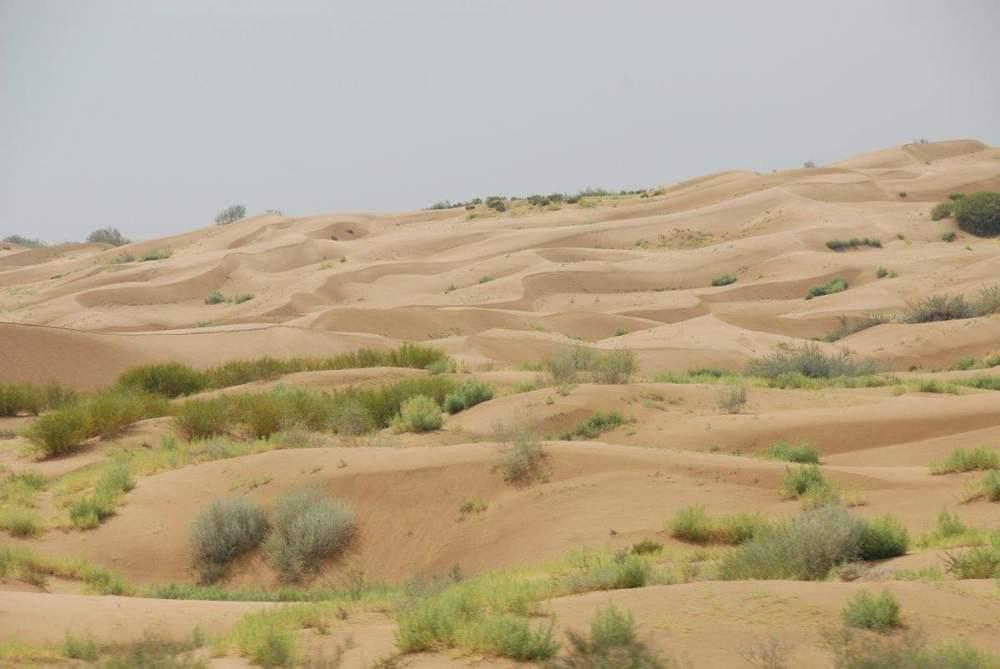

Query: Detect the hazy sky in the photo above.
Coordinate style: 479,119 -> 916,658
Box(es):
2,1 -> 999,243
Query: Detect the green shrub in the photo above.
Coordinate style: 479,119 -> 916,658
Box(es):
931,201 -> 954,221
546,346 -> 598,383
930,447 -> 999,474
562,411 -> 626,439
205,291 -> 225,305
876,265 -> 890,279
712,274 -> 737,286
942,231 -> 957,242
327,396 -> 372,435
859,516 -> 909,560
443,380 -> 494,414
354,377 -> 454,428
175,397 -> 234,440
719,505 -> 863,580
668,505 -> 711,543
141,248 -> 172,261
746,342 -> 875,378
240,394 -> 285,439
84,389 -> 168,439
954,191 -> 1000,237
230,293 -> 254,304
25,405 -> 90,457
842,590 -> 900,632
0,383 -> 42,416
765,441 -> 819,464
781,465 -> 830,499
191,497 -> 269,583
69,461 -> 135,530
265,488 -> 354,583
392,395 -> 443,433
119,362 -> 206,398
629,540 -> 662,555
826,238 -> 881,251
2,234 -> 46,247
716,384 -> 747,414
215,204 -> 246,225
806,277 -> 848,299
0,506 -> 42,537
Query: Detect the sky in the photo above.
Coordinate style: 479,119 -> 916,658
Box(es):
2,0 -> 999,243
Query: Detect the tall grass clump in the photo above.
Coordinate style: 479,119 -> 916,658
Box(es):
746,342 -> 875,379
119,362 -> 207,398
930,447 -> 999,474
806,277 -> 848,299
982,470 -> 1000,502
552,605 -> 670,669
903,294 -> 976,323
545,346 -> 635,384
842,590 -> 901,632
265,488 -> 354,583
824,627 -> 998,669
562,550 -> 650,593
824,312 -> 892,342
765,440 -> 819,464
68,460 -> 135,529
394,574 -> 557,660
719,505 -> 864,580
943,536 -> 1000,579
716,384 -> 748,414
392,395 -> 443,433
668,505 -> 768,545
443,380 -> 494,414
191,497 -> 269,583
494,421 -> 550,485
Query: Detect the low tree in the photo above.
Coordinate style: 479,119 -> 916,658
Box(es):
215,204 -> 247,225
87,227 -> 130,246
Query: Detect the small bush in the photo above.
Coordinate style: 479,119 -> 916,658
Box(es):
2,234 -> 46,247
859,516 -> 909,560
591,349 -> 636,384
443,380 -> 494,414
564,550 -> 650,593
717,384 -> 747,414
630,540 -> 662,555
765,441 -> 819,464
392,395 -> 443,433
215,204 -> 247,225
746,342 -> 875,378
552,605 -> 669,669
231,293 -> 254,304
712,274 -> 737,286
0,506 -> 42,537
825,238 -> 881,251
25,406 -> 90,457
944,542 -> 1000,579
191,497 -> 269,583
87,226 -> 130,246
954,191 -> 1000,237
902,293 -> 979,323
876,265 -> 890,279
668,505 -> 712,543
781,465 -> 830,499
806,277 -> 848,299
719,505 -> 863,580
930,447 -> 998,474
546,346 -> 598,383
240,394 -> 285,439
842,590 -> 900,632
824,627 -> 997,669
824,312 -> 891,342
265,488 -> 354,583
931,201 -> 954,221
0,383 -> 43,416
205,291 -> 225,305
495,422 -> 549,485
69,461 -> 135,530
942,231 -> 957,242
328,396 -> 372,435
